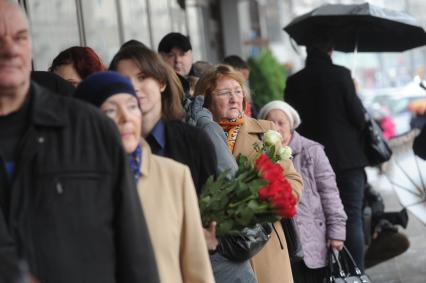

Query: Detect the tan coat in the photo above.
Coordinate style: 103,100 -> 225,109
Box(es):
137,140 -> 215,283
232,117 -> 304,283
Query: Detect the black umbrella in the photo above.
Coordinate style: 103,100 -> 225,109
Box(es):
284,2 -> 426,52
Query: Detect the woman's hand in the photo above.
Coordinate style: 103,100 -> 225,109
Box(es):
203,222 -> 219,251
327,239 -> 344,251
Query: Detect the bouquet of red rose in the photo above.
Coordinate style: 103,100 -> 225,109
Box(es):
199,130 -> 296,236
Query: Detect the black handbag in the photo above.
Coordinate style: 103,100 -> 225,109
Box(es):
217,223 -> 272,262
363,113 -> 392,166
281,217 -> 304,262
325,246 -> 372,283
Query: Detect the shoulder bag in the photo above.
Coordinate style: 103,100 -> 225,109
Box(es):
217,223 -> 272,262
363,112 -> 392,166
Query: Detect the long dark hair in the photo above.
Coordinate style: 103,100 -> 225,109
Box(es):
109,46 -> 185,121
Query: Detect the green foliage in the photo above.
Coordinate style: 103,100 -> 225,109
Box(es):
199,153 -> 276,236
248,49 -> 287,108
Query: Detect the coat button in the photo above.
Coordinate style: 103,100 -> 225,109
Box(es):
37,137 -> 45,143
56,182 -> 64,194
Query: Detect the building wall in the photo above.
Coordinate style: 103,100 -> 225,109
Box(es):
21,0 -> 194,70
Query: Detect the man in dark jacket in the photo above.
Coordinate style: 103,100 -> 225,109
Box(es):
0,2 -> 159,283
284,40 -> 368,270
158,32 -> 193,95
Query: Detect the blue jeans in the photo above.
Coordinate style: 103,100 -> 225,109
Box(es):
336,168 -> 366,271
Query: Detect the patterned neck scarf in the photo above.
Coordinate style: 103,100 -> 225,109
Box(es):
129,144 -> 142,181
218,117 -> 245,153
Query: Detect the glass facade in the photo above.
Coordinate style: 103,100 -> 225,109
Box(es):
27,0 -> 80,71
121,0 -> 152,47
26,0 -> 190,70
81,0 -> 121,65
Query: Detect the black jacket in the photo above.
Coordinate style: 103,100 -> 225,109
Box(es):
164,120 -> 217,194
31,71 -> 75,97
285,50 -> 368,172
0,83 -> 159,283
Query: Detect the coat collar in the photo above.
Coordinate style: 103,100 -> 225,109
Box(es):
306,49 -> 332,66
30,82 -> 68,128
232,116 -> 270,159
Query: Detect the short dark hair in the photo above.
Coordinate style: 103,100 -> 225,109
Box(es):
223,55 -> 249,70
158,32 -> 192,53
306,35 -> 334,55
120,39 -> 148,51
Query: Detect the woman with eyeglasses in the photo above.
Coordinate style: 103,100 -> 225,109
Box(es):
194,64 -> 303,283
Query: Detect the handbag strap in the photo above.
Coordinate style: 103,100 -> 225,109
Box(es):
328,247 -> 346,279
340,246 -> 363,276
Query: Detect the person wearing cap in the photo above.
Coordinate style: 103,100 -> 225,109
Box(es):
158,32 -> 194,78
74,71 -> 215,283
258,101 -> 347,283
0,2 -> 159,283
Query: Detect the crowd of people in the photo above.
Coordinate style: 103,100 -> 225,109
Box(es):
1,1 -> 420,283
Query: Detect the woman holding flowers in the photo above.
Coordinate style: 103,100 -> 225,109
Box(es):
258,101 -> 347,283
194,65 -> 303,283
74,71 -> 215,283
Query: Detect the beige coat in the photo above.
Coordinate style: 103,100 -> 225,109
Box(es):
232,117 -> 304,283
137,140 -> 215,283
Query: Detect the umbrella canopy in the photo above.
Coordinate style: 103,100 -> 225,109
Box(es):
284,2 -> 426,52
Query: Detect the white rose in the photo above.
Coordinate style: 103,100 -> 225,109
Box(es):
263,130 -> 282,146
278,146 -> 293,160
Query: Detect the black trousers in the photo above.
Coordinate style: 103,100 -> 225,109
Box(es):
291,260 -> 327,283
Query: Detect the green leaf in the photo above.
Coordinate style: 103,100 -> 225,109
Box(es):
248,49 -> 287,108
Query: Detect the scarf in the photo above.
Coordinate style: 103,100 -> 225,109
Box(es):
129,144 -> 142,181
219,117 -> 245,153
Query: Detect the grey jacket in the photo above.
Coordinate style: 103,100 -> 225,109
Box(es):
184,96 -> 256,283
184,96 -> 238,176
289,131 -> 347,269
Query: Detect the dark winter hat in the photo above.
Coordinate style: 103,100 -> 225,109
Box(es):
74,71 -> 137,107
158,32 -> 192,53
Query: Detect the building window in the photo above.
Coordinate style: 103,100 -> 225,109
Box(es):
148,0 -> 172,48
168,0 -> 187,34
81,0 -> 121,65
120,0 -> 151,46
27,0 -> 80,71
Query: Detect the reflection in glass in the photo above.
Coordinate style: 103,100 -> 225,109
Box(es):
148,0 -> 172,48
81,0 -> 120,65
168,0 -> 187,34
121,0 -> 151,47
28,0 -> 80,71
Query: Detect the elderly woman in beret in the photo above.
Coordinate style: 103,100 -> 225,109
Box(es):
74,71 -> 215,283
194,65 -> 303,283
258,101 -> 347,283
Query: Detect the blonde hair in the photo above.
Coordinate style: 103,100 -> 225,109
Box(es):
193,64 -> 247,110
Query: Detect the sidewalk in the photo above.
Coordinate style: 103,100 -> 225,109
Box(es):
365,133 -> 426,283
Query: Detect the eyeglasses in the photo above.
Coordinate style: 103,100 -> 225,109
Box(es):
213,88 -> 244,98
